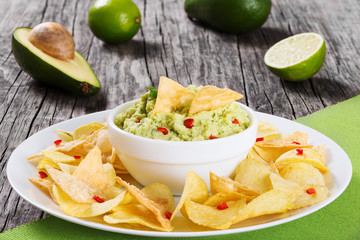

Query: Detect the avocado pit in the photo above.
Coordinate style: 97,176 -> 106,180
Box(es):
29,22 -> 75,62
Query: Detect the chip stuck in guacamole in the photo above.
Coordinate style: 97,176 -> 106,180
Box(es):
114,77 -> 251,141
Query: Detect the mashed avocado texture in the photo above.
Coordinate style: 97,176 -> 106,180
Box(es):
114,87 -> 251,141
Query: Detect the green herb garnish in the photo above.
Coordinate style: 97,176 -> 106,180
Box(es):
147,86 -> 158,99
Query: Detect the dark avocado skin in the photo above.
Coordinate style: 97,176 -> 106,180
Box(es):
184,0 -> 271,34
11,28 -> 100,97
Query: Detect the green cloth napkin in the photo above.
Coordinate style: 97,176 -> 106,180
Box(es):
3,95 -> 360,240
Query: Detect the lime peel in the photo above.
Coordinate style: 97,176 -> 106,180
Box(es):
264,33 -> 326,82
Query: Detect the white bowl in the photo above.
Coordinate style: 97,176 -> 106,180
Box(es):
107,100 -> 258,195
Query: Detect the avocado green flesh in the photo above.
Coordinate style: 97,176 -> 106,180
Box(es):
12,28 -> 100,96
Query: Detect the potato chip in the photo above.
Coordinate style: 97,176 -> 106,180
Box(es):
41,150 -> 77,163
152,76 -> 196,114
314,144 -> 327,164
232,189 -> 294,224
45,165 -> 105,203
204,192 -> 254,206
29,177 -> 57,204
280,162 -> 325,186
253,133 -> 313,162
73,146 -> 110,191
234,158 -> 276,194
185,199 -> 247,230
270,173 -> 328,209
210,172 -> 259,197
275,148 -> 329,172
246,148 -> 265,162
56,129 -> 74,142
171,171 -> 209,221
284,131 -> 309,145
104,204 -> 172,231
52,185 -> 125,217
103,163 -> 117,186
188,86 -> 243,115
141,183 -> 175,211
73,122 -> 104,140
257,120 -> 279,138
115,177 -> 172,230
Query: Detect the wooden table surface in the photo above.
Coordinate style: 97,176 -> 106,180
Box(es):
1,0 -> 359,233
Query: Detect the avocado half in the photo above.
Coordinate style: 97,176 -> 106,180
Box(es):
12,27 -> 100,96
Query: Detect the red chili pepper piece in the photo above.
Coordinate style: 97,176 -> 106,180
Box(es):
54,139 -> 62,146
232,118 -> 239,124
157,127 -> 168,135
93,195 -> 105,203
217,202 -> 229,210
256,137 -> 264,142
306,188 -> 316,194
292,141 -> 301,145
164,211 -> 172,220
38,171 -> 48,179
90,131 -> 94,135
73,155 -> 81,159
209,135 -> 218,140
295,148 -> 304,155
136,119 -> 141,123
184,118 -> 194,128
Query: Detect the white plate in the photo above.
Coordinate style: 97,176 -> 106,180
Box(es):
7,110 -> 352,237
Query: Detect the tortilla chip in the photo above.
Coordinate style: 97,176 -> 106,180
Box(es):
104,204 -> 172,231
55,139 -> 95,157
45,165 -> 105,203
115,177 -> 172,230
152,76 -> 196,114
27,152 -> 43,166
53,185 -> 125,218
29,177 -> 57,204
110,147 -> 128,174
41,150 -> 76,164
188,86 -> 243,115
73,146 -> 110,191
84,128 -> 112,159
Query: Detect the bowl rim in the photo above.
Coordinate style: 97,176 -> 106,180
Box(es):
107,99 -> 258,145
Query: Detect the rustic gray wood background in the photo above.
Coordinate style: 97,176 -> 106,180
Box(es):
1,0 -> 359,232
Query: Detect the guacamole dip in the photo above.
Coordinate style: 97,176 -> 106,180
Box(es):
114,88 -> 251,141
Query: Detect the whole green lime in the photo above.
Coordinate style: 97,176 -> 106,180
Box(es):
184,0 -> 271,34
88,0 -> 141,44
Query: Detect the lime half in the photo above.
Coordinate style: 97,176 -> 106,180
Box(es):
264,33 -> 326,82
